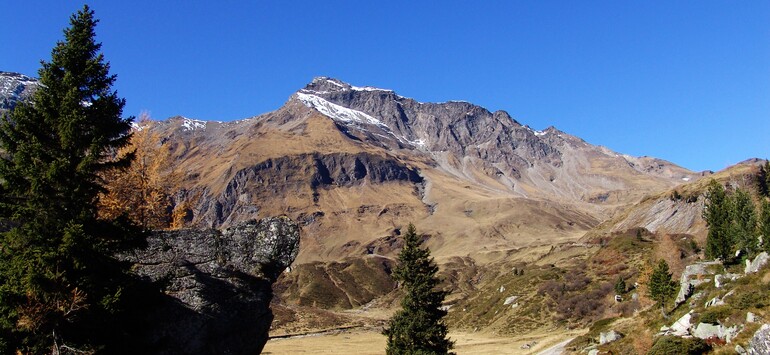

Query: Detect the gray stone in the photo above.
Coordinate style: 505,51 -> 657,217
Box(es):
503,295 -> 518,305
121,217 -> 301,354
748,312 -> 757,323
748,324 -> 770,355
669,312 -> 693,336
588,349 -> 599,355
675,261 -> 721,305
745,252 -> 769,274
705,296 -> 725,308
714,273 -> 739,288
599,330 -> 622,345
736,344 -> 747,354
693,322 -> 740,343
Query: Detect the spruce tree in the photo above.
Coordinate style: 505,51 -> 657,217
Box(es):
648,260 -> 677,308
0,6 -> 142,352
760,199 -> 770,253
703,180 -> 732,261
384,224 -> 454,355
730,188 -> 758,257
758,162 -> 769,197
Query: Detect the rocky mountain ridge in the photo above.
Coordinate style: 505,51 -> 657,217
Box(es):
0,71 -> 40,112
0,73 -> 701,263
293,77 -> 697,203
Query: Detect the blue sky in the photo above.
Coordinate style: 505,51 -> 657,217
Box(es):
1,1 -> 768,172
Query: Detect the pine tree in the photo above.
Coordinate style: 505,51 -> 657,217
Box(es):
614,276 -> 626,295
384,224 -> 454,354
760,199 -> 770,253
703,180 -> 733,261
0,6 -> 143,352
648,260 -> 677,308
758,162 -> 769,197
764,160 -> 770,197
730,188 -> 758,257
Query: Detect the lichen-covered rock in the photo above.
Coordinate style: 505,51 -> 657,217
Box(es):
745,252 -> 769,274
122,217 -> 300,354
749,324 -> 770,355
675,261 -> 721,305
599,330 -> 622,344
669,312 -> 693,336
693,322 -> 740,343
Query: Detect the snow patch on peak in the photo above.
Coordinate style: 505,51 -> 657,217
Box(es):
131,121 -> 148,132
350,84 -> 392,92
324,78 -> 345,88
296,92 -> 387,127
181,117 -> 206,131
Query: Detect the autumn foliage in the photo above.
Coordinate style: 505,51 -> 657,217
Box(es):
99,113 -> 182,230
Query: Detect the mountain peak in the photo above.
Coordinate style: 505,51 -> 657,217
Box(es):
301,77 -> 393,96
0,71 -> 40,112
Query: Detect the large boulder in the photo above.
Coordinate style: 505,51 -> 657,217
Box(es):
599,330 -> 622,345
745,252 -> 769,274
122,217 -> 300,354
669,312 -> 693,336
692,322 -> 740,343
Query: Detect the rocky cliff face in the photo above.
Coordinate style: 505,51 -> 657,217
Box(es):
124,76 -> 703,264
0,71 -> 39,113
123,217 -> 300,354
294,77 -> 697,201
198,152 -> 424,227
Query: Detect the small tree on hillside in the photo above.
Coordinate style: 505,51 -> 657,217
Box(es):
648,260 -> 677,310
760,200 -> 770,253
730,188 -> 759,257
614,276 -> 626,295
383,224 -> 454,354
758,162 -> 769,197
703,180 -> 733,261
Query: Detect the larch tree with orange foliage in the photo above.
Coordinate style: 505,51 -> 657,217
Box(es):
99,112 -> 181,230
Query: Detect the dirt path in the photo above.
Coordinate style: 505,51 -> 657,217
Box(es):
263,328 -> 584,354
536,337 -> 574,355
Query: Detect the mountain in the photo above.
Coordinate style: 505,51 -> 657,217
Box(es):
132,77 -> 699,264
0,71 -> 40,112
0,73 -> 699,262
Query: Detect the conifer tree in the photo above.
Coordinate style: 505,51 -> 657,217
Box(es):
614,276 -> 626,295
0,6 -> 143,352
98,112 -> 181,230
703,180 -> 733,261
758,162 -> 769,197
760,199 -> 770,253
648,260 -> 677,308
384,224 -> 454,355
730,188 -> 758,257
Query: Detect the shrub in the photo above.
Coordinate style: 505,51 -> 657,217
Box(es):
647,336 -> 710,355
699,305 -> 732,325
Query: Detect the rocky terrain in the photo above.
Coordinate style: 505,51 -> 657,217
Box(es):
121,217 -> 300,354
0,71 -> 40,113
122,77 -> 700,265
5,72 -> 767,353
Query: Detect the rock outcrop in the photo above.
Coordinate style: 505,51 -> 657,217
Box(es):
123,217 -> 300,354
745,252 -> 769,274
674,261 -> 721,305
749,324 -> 770,355
0,71 -> 39,112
